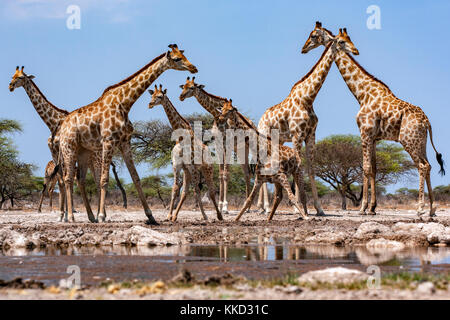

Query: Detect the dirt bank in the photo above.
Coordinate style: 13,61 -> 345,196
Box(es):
0,207 -> 449,249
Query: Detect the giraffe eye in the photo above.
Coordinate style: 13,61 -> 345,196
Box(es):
173,57 -> 182,62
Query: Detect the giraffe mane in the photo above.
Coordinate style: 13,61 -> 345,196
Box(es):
291,41 -> 333,91
200,88 -> 228,103
29,80 -> 69,115
344,53 -> 392,93
234,109 -> 269,140
101,53 -> 166,95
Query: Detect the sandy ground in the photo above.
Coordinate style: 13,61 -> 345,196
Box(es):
0,205 -> 449,300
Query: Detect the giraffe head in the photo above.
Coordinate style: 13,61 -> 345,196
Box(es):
301,23 -> 359,56
9,66 -> 35,92
148,84 -> 167,108
165,44 -> 198,74
179,76 -> 205,101
218,99 -> 236,125
301,21 -> 335,53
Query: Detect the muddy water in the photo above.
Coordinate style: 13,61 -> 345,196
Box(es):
0,241 -> 449,287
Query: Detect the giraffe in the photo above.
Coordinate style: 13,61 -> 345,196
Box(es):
217,100 -> 309,221
302,24 -> 445,217
8,66 -> 103,222
257,26 -> 359,217
54,44 -> 197,224
148,85 -> 223,222
179,77 -> 252,214
37,160 -> 58,213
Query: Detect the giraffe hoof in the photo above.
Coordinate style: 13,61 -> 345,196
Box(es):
367,211 -> 377,216
359,211 -> 367,216
146,216 -> 159,226
97,214 -> 106,223
316,210 -> 326,217
259,209 -> 267,215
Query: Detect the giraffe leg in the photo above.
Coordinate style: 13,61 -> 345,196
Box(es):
172,169 -> 191,222
425,166 -> 436,217
303,135 -> 324,216
193,172 -> 208,221
295,169 -> 308,216
368,142 -> 377,215
267,183 -> 283,221
37,179 -> 48,213
236,177 -> 262,221
276,173 -> 309,220
218,163 -> 225,212
120,143 -> 158,225
222,164 -> 229,214
168,165 -> 182,220
89,153 -> 105,220
76,158 -> 97,223
57,175 -> 66,222
359,137 -> 373,215
61,151 -> 77,223
203,166 -> 223,221
256,183 -> 265,213
97,142 -> 115,223
48,179 -> 57,212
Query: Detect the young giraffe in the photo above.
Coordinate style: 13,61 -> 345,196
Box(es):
148,85 -> 223,222
54,44 -> 197,224
37,160 -> 58,213
302,25 -> 445,216
179,77 -> 252,214
8,66 -> 103,222
217,100 -> 308,221
257,26 -> 359,217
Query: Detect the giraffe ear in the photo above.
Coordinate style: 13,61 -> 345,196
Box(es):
316,21 -> 322,28
180,50 -> 184,54
165,50 -> 171,59
179,85 -> 184,89
197,84 -> 205,90
163,89 -> 167,95
148,89 -> 154,95
27,75 -> 35,80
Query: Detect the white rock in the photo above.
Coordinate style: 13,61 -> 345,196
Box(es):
111,226 -> 183,246
354,222 -> 392,239
298,267 -> 368,285
416,281 -> 436,295
366,238 -> 405,251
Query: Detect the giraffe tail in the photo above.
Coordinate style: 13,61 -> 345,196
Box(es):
428,124 -> 445,176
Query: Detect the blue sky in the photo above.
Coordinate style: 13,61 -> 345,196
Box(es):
1,0 -> 449,191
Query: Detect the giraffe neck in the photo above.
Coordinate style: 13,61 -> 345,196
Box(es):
193,88 -> 226,119
103,53 -> 170,113
22,80 -> 68,134
290,42 -> 336,103
161,97 -> 192,131
334,51 -> 391,105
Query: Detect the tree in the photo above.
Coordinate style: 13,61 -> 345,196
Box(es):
312,134 -> 416,209
131,113 -> 216,170
0,119 -> 39,208
125,175 -> 171,207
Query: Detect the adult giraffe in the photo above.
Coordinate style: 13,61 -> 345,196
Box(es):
302,23 -> 445,216
54,44 -> 197,224
9,66 -> 103,222
179,77 -> 252,214
257,25 -> 359,217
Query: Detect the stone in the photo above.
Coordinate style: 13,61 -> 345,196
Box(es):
298,267 -> 368,285
366,238 -> 405,251
354,222 -> 392,239
416,282 -> 436,295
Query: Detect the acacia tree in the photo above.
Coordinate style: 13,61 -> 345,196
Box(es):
312,135 -> 415,209
0,119 -> 38,208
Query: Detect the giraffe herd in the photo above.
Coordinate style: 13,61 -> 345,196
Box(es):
9,22 -> 445,225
